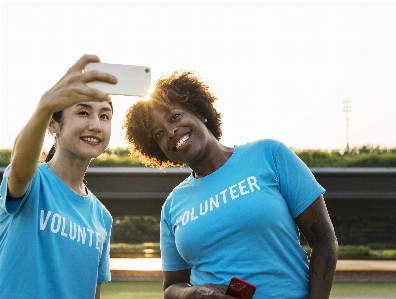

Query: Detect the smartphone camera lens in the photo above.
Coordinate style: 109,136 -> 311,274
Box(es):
145,68 -> 150,73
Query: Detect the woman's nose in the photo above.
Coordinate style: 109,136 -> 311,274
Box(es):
88,115 -> 102,132
166,126 -> 178,139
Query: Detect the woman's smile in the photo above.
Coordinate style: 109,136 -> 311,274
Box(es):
81,136 -> 102,145
175,134 -> 190,150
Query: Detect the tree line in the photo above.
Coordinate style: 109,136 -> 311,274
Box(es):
1,145 -> 396,167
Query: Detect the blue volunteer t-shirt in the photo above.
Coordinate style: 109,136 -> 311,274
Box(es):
161,139 -> 325,299
0,163 -> 112,299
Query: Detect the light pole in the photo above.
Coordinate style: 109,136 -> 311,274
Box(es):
343,99 -> 351,152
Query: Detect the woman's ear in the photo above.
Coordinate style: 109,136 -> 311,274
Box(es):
48,119 -> 59,136
196,114 -> 207,124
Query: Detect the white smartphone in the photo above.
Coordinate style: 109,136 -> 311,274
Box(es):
84,62 -> 151,97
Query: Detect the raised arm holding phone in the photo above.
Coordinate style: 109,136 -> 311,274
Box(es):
0,54 -> 117,299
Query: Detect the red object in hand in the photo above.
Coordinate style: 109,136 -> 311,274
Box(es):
225,277 -> 256,299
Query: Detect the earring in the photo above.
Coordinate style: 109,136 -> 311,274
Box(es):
52,133 -> 56,139
204,118 -> 207,123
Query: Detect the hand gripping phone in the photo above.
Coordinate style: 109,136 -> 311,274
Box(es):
84,62 -> 151,97
225,277 -> 256,299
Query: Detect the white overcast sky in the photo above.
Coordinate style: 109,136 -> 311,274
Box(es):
1,0 -> 396,152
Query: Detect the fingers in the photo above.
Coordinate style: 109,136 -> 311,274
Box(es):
77,87 -> 113,103
39,55 -> 114,113
72,54 -> 101,72
82,70 -> 118,101
83,69 -> 118,85
68,54 -> 117,101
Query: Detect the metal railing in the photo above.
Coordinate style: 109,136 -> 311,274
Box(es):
1,167 -> 396,217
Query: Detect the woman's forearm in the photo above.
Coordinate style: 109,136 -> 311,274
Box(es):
9,104 -> 53,197
308,237 -> 339,299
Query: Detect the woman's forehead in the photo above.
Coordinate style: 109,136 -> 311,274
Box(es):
148,105 -> 182,122
150,101 -> 185,112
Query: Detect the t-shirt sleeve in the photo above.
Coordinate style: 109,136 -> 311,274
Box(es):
0,165 -> 31,214
97,215 -> 112,283
274,142 -> 325,218
160,199 -> 191,271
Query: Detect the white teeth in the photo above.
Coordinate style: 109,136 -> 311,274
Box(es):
82,137 -> 100,143
175,135 -> 189,149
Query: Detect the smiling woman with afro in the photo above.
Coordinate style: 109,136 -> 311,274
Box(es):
123,70 -> 223,168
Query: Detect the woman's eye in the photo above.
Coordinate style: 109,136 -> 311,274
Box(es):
101,114 -> 110,120
171,113 -> 180,121
155,131 -> 163,140
78,110 -> 89,116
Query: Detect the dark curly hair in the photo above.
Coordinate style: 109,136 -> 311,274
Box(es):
123,70 -> 222,168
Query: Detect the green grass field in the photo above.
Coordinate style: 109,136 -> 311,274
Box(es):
331,282 -> 396,298
101,281 -> 396,299
101,281 -> 162,299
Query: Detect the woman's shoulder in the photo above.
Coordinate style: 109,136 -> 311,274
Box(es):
37,162 -> 50,175
237,139 -> 285,152
88,192 -> 113,223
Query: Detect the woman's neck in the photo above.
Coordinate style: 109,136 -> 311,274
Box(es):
191,144 -> 234,179
47,156 -> 90,196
